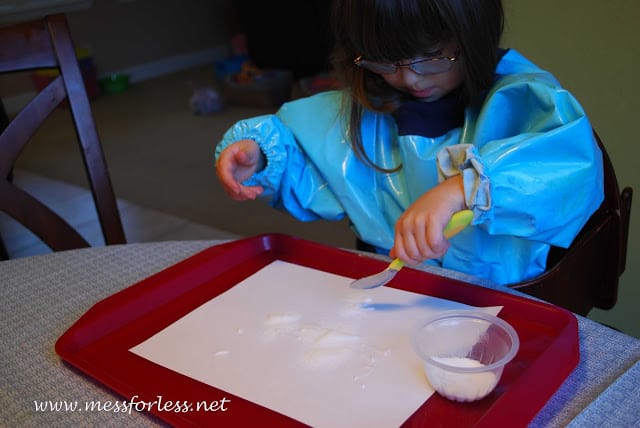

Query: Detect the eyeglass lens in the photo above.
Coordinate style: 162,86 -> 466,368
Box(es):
358,57 -> 454,75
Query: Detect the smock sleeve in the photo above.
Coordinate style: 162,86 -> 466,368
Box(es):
438,72 -> 604,248
215,94 -> 347,222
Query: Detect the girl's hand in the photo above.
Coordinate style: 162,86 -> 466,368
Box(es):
390,175 -> 466,265
215,139 -> 266,200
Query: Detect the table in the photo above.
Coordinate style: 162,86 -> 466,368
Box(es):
1,240 -> 638,427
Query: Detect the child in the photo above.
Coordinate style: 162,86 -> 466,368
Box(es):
215,0 -> 603,285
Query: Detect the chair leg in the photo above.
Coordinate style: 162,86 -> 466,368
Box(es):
1,164 -> 13,261
0,101 -> 9,260
0,233 -> 8,261
0,99 -> 8,130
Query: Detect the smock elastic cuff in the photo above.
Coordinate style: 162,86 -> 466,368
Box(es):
216,118 -> 289,197
437,144 -> 491,216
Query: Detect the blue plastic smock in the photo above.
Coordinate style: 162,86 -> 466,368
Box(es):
215,49 -> 604,285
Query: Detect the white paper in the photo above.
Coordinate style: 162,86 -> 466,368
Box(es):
130,260 -> 501,427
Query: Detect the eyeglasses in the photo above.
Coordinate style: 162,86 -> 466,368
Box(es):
354,52 -> 459,75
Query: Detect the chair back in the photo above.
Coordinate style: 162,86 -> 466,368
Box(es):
0,14 -> 125,259
510,132 -> 633,315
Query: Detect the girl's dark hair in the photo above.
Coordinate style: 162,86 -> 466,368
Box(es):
330,0 -> 504,171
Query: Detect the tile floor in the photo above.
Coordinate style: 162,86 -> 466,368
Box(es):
0,169 -> 240,259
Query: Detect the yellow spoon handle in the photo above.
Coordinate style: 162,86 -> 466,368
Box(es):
443,209 -> 474,239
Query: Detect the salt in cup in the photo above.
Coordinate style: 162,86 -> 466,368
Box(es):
412,310 -> 519,402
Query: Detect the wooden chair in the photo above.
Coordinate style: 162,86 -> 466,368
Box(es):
0,14 -> 125,260
509,132 -> 632,316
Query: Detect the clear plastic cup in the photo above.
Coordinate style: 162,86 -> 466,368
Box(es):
412,310 -> 520,402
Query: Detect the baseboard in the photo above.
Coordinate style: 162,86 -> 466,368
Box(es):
2,45 -> 230,115
102,45 -> 230,83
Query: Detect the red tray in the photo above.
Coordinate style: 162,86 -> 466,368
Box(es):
56,234 -> 579,427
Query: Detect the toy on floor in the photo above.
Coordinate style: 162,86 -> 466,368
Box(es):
189,85 -> 224,115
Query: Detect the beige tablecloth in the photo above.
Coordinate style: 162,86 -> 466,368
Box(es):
1,240 -> 638,427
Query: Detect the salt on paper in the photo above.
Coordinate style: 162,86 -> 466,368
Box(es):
261,312 -> 391,385
129,260 -> 502,428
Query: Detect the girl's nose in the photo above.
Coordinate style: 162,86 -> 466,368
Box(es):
396,67 -> 424,86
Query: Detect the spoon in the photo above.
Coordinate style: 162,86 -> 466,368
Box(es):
350,210 -> 474,289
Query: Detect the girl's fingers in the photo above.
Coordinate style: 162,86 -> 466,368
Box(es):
393,217 -> 451,264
